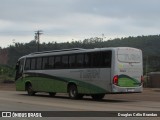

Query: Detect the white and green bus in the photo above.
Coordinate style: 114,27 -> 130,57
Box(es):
15,47 -> 143,100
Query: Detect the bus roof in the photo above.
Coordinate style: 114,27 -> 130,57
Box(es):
18,47 -> 141,60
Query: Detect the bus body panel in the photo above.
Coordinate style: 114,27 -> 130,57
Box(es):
15,47 -> 143,96
18,68 -> 111,94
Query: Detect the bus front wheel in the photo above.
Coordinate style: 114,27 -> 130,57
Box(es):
68,84 -> 83,99
49,92 -> 56,97
26,83 -> 35,96
91,94 -> 105,101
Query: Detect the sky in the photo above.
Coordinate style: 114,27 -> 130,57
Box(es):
0,0 -> 160,48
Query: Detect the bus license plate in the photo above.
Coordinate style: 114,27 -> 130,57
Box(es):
127,88 -> 135,92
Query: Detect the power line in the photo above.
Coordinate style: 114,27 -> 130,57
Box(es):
35,30 -> 43,52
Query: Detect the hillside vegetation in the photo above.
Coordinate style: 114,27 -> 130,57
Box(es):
1,35 -> 160,77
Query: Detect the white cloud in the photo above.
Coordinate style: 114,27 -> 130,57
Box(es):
0,20 -> 13,29
0,0 -> 160,48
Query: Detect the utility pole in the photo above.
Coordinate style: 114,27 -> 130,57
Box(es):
35,30 -> 43,52
145,56 -> 148,87
102,33 -> 106,41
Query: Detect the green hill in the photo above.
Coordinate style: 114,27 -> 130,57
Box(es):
2,34 -> 160,73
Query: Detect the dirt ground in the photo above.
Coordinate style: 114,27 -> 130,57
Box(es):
0,83 -> 16,91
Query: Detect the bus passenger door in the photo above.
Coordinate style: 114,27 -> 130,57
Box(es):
15,59 -> 24,81
15,58 -> 25,91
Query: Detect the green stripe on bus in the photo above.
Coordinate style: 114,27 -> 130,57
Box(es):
118,74 -> 141,87
16,72 -> 107,94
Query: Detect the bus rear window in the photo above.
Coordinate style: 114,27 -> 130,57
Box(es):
118,49 -> 141,63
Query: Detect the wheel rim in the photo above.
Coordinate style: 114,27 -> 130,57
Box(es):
28,86 -> 32,93
69,85 -> 78,99
70,89 -> 76,98
27,84 -> 34,95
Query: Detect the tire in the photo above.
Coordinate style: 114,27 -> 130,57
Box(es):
26,83 -> 35,96
68,84 -> 83,99
91,94 -> 105,101
49,92 -> 56,97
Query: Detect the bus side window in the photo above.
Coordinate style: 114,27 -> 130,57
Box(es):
84,53 -> 91,68
36,57 -> 42,70
76,54 -> 84,68
69,55 -> 76,68
25,58 -> 31,70
42,57 -> 49,69
55,56 -> 62,69
101,51 -> 112,68
62,55 -> 69,69
91,52 -> 101,68
48,56 -> 54,69
31,58 -> 36,70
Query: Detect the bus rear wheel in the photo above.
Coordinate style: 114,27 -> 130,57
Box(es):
91,94 -> 105,101
49,92 -> 56,97
26,83 -> 35,96
68,84 -> 83,99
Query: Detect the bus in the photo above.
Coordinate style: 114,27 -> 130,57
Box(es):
15,47 -> 143,100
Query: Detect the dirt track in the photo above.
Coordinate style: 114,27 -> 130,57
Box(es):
0,83 -> 16,91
